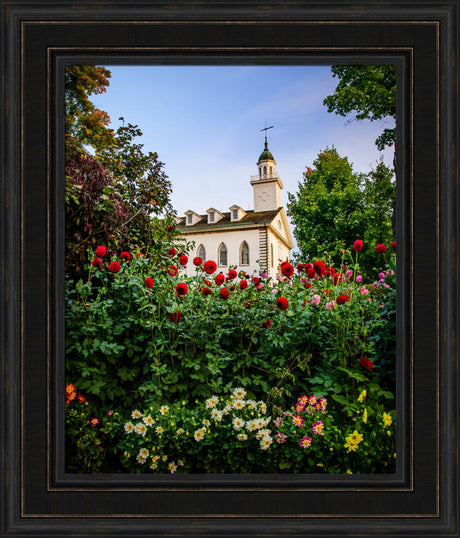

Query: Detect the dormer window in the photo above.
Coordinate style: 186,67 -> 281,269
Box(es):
187,214 -> 193,225
209,212 -> 214,223
232,209 -> 238,220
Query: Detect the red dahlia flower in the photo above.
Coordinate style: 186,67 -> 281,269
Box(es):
220,288 -> 230,299
228,269 -> 237,280
297,263 -> 305,273
304,281 -> 312,289
175,282 -> 189,296
77,394 -> 85,404
145,277 -> 154,289
215,274 -> 225,286
252,277 -> 261,286
281,263 -> 294,277
108,261 -> 121,273
91,257 -> 101,268
193,257 -> 203,266
167,225 -> 174,232
392,240 -> 396,252
119,252 -> 131,262
276,297 -> 289,310
313,260 -> 326,275
168,248 -> 177,256
95,245 -> 107,257
203,260 -> 217,275
201,287 -> 212,296
376,244 -> 386,254
262,319 -> 271,329
168,312 -> 182,323
336,294 -> 350,305
359,357 -> 374,371
179,254 -> 188,266
204,280 -> 212,286
239,279 -> 248,290
307,267 -> 316,279
167,265 -> 178,276
353,239 -> 363,252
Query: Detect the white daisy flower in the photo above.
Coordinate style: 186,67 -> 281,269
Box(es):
194,427 -> 206,441
162,455 -> 168,462
211,409 -> 223,422
168,462 -> 178,474
138,448 -> 149,459
134,423 -> 147,436
149,463 -> 158,470
131,409 -> 142,420
142,415 -> 154,426
232,399 -> 245,410
136,454 -> 147,464
258,401 -> 267,414
160,405 -> 169,415
222,403 -> 232,415
176,428 -> 185,435
260,437 -> 273,451
152,455 -> 160,463
246,419 -> 258,432
178,460 -> 184,467
256,428 -> 272,440
232,416 -> 245,430
202,419 -> 211,427
246,400 -> 257,410
124,422 -> 134,433
155,426 -> 164,435
233,387 -> 247,399
237,433 -> 248,441
205,396 -> 219,409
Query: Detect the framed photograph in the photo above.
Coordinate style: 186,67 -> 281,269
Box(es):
2,1 -> 458,536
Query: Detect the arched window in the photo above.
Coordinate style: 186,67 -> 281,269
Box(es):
263,166 -> 267,176
197,244 -> 206,262
269,166 -> 273,176
271,244 -> 274,267
240,242 -> 250,266
218,243 -> 228,266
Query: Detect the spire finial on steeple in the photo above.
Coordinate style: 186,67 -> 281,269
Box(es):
261,122 -> 274,149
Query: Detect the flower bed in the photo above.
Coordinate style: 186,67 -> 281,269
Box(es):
65,227 -> 396,473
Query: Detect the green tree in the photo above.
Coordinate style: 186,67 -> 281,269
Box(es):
288,148 -> 395,276
65,65 -> 115,155
323,65 -> 396,151
362,159 -> 395,250
287,147 -> 366,265
65,67 -> 173,278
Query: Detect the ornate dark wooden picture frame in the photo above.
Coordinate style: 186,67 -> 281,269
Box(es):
1,1 -> 458,536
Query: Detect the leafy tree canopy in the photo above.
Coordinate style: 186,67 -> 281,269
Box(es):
65,66 -> 173,278
288,147 -> 394,277
323,65 -> 396,151
65,65 -> 115,155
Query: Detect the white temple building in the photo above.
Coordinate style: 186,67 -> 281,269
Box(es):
176,137 -> 294,279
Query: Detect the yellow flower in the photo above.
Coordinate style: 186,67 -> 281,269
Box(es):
346,430 -> 363,444
357,389 -> 367,403
383,412 -> 392,427
344,440 -> 359,452
346,469 -> 353,474
362,409 -> 368,424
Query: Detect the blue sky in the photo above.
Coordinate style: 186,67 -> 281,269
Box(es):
91,65 -> 394,217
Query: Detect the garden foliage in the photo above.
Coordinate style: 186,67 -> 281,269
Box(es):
66,226 -> 397,474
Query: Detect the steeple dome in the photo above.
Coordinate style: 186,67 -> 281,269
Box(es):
257,137 -> 275,164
